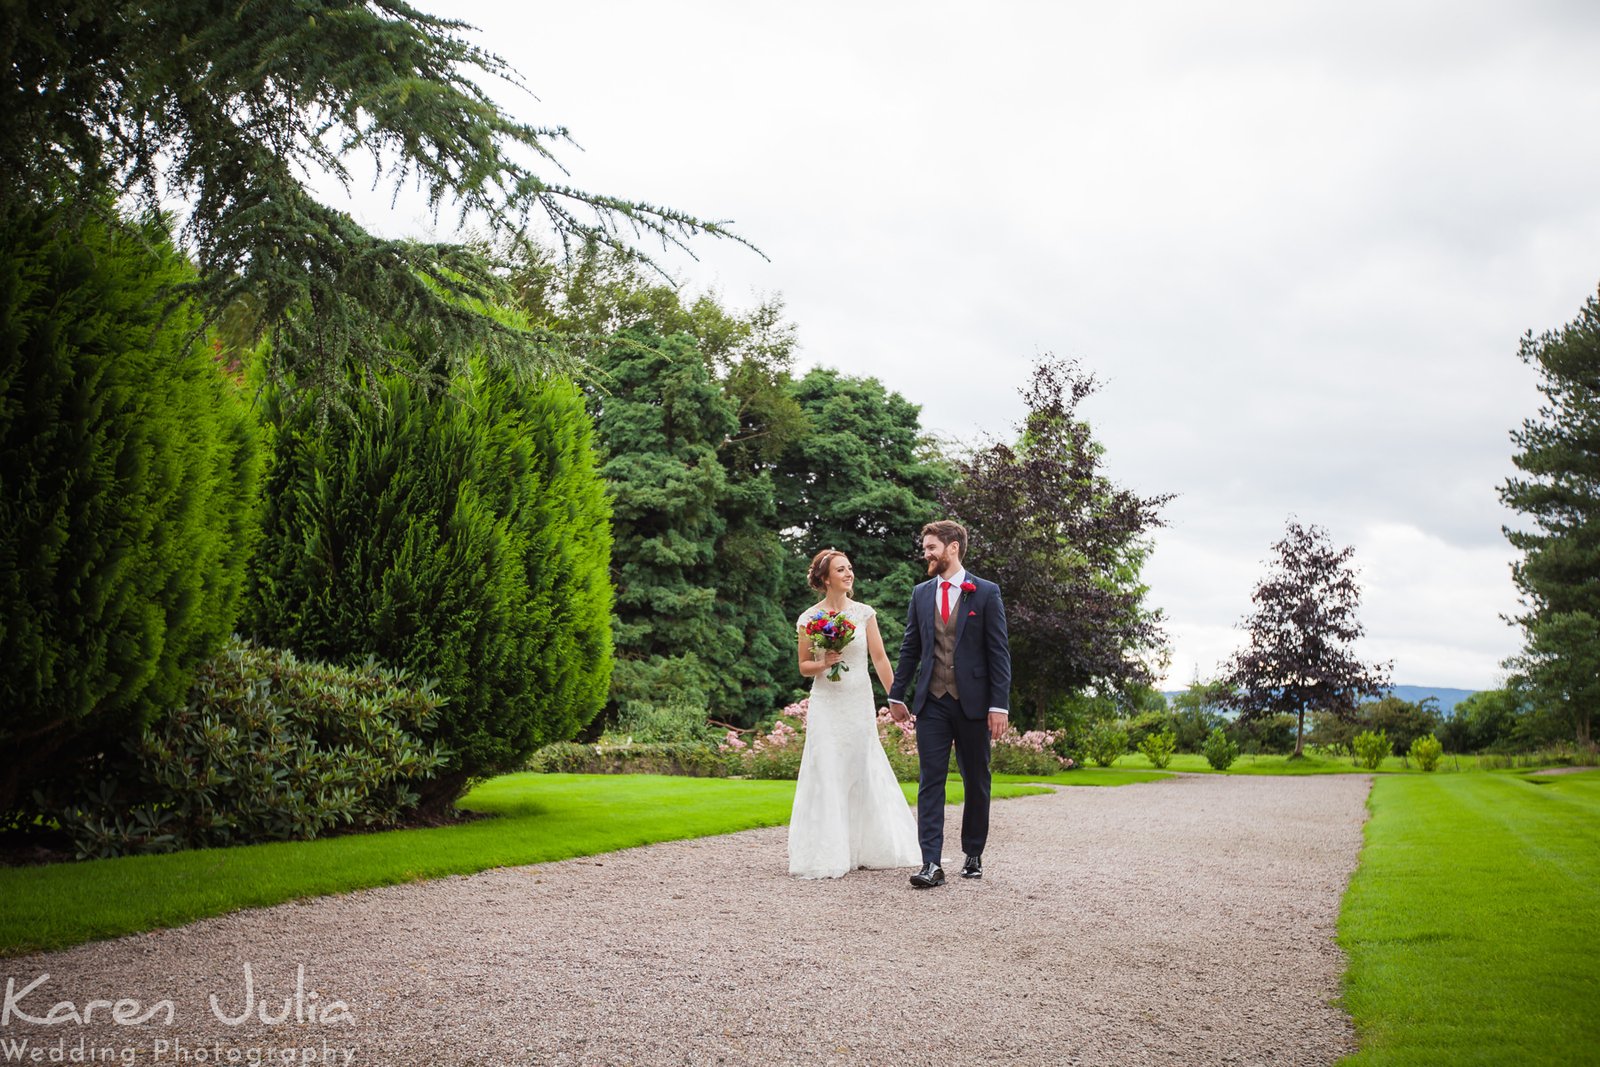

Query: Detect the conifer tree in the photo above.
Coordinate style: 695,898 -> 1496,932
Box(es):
2,0 -> 751,401
1500,291 -> 1600,746
590,326 -> 735,721
774,368 -> 953,655
0,203 -> 261,812
246,361 -> 611,807
528,251 -> 803,725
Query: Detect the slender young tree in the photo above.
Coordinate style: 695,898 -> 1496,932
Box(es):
1221,519 -> 1391,757
941,358 -> 1171,727
1499,291 -> 1600,747
2,0 -> 752,402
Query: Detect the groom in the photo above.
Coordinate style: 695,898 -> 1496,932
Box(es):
887,520 -> 1012,889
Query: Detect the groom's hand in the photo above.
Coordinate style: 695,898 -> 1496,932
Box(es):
887,700 -> 910,724
988,712 -> 1008,741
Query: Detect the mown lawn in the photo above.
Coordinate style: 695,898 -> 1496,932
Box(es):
0,772 -> 1063,957
1337,770 -> 1600,1065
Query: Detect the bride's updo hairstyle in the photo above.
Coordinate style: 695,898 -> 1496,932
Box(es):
808,548 -> 846,592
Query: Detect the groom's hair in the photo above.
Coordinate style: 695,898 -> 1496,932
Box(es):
921,520 -> 968,559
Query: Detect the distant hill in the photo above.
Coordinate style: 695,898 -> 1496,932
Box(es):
1162,685 -> 1479,716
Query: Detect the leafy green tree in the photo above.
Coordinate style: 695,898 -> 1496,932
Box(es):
775,368 -> 954,653
941,357 -> 1171,728
1500,291 -> 1600,747
1220,519 -> 1391,758
246,361 -> 610,808
1170,678 -> 1228,752
2,0 -> 750,401
1362,695 -> 1443,757
1440,688 -> 1522,753
0,203 -> 260,813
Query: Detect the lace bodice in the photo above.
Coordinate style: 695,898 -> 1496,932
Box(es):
797,600 -> 875,697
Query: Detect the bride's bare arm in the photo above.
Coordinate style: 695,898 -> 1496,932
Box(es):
866,615 -> 895,695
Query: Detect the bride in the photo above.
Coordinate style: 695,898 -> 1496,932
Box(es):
789,548 -> 921,878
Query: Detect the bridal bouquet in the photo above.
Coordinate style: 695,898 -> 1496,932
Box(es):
803,610 -> 857,681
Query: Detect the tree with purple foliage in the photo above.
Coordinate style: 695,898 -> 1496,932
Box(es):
1221,520 -> 1392,758
940,357 -> 1172,729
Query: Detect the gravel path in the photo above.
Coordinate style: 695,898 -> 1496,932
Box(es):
2,775 -> 1371,1066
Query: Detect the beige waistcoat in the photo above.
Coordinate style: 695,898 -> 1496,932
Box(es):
928,583 -> 960,700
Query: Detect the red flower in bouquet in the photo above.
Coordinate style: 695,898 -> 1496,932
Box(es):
804,610 -> 857,681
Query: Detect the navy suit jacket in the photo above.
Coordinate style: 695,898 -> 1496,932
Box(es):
889,572 -> 1012,720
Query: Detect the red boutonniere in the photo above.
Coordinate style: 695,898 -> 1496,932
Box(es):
960,580 -> 977,595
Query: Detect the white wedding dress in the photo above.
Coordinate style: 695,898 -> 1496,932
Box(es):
788,601 -> 921,878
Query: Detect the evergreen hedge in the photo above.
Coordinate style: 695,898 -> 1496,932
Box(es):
0,204 -> 260,812
246,362 -> 611,807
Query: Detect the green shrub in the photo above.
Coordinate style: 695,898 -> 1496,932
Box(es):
0,202 -> 261,813
1478,744 -> 1599,770
40,640 -> 448,858
1202,726 -> 1239,771
1085,722 -> 1128,767
246,363 -> 611,808
1353,729 -> 1391,770
528,741 -> 728,777
1137,729 -> 1178,769
607,701 -> 714,745
1408,733 -> 1444,772
1119,709 -> 1170,751
990,743 -> 1066,776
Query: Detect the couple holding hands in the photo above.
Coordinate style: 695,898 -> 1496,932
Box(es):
790,520 -> 1012,888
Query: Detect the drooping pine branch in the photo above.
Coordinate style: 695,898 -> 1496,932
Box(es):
2,0 -> 759,399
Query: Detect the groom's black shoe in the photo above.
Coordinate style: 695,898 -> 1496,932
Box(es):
961,854 -> 983,879
910,863 -> 945,889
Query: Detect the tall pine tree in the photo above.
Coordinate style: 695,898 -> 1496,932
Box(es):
774,368 -> 952,655
590,326 -> 734,720
527,249 -> 802,725
1500,291 -> 1600,746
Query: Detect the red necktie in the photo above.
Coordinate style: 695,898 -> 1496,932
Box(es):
941,581 -> 952,624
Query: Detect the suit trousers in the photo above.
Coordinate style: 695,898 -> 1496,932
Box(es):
914,691 -> 992,865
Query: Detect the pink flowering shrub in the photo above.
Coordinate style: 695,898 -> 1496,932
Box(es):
721,700 -> 808,779
875,707 -> 921,781
991,725 -> 1077,775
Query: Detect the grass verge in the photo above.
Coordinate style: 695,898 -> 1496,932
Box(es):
0,773 -> 1055,957
1110,752 -> 1495,775
1337,769 -> 1600,1065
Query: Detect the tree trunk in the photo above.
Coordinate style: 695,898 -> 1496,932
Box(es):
1292,710 -> 1306,758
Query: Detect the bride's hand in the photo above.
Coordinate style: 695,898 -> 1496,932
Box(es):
822,650 -> 843,667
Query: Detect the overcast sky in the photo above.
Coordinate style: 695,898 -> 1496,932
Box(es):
341,1 -> 1600,689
